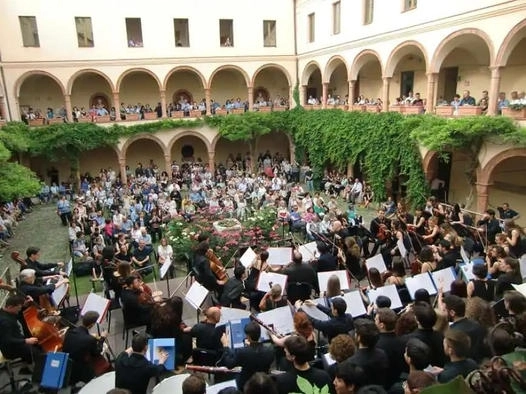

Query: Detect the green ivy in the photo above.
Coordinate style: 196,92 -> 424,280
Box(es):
3,112 -> 526,208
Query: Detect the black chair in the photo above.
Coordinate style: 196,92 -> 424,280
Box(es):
121,303 -> 147,347
191,348 -> 219,367
398,286 -> 412,306
286,282 -> 313,304
0,353 -> 31,393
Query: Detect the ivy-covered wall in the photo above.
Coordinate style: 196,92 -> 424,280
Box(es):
2,109 -> 525,207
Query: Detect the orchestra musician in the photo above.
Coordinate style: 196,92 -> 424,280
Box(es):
300,297 -> 354,344
362,209 -> 391,258
120,276 -> 154,332
245,251 -> 270,311
18,268 -> 69,308
259,284 -> 288,311
313,241 -> 338,273
0,294 -> 41,366
219,265 -> 248,309
62,310 -> 110,385
476,209 -> 501,245
24,246 -> 65,279
183,307 -> 224,364
193,239 -> 227,293
219,321 -> 275,390
281,251 -> 318,295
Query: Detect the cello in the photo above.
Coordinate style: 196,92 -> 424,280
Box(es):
206,249 -> 228,281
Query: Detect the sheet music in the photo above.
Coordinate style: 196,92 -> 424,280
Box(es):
317,270 -> 350,294
267,247 -> 293,266
298,242 -> 318,262
65,258 -> 73,276
257,305 -> 294,339
431,267 -> 457,293
240,247 -> 257,268
368,284 -> 403,309
405,273 -> 437,299
160,258 -> 172,279
185,281 -> 209,310
81,292 -> 111,323
301,304 -> 330,321
338,291 -> 367,317
218,307 -> 251,325
520,255 -> 526,280
460,263 -> 476,282
51,283 -> 69,307
512,283 -> 526,298
365,254 -> 388,273
206,380 -> 237,394
397,240 -> 408,258
460,246 -> 470,265
146,338 -> 176,370
257,272 -> 287,294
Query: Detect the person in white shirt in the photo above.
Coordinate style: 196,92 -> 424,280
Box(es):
349,178 -> 363,204
157,237 -> 174,277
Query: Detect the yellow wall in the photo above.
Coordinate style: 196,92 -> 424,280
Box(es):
358,62 -> 382,100
209,70 -> 248,104
253,68 -> 290,101
119,73 -> 161,108
126,140 -> 165,171
19,75 -> 64,113
70,74 -> 113,110
170,136 -> 208,163
79,147 -> 119,178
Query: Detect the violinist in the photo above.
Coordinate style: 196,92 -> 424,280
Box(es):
120,276 -> 153,332
219,265 -> 248,309
0,293 -> 41,365
313,241 -> 338,273
24,246 -> 65,280
363,209 -> 391,258
62,311 -> 108,385
18,268 -> 69,308
193,240 -> 226,293
131,239 -> 152,276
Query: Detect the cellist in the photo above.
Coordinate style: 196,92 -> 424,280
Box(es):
193,237 -> 226,294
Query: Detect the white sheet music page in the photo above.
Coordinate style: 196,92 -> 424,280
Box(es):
365,254 -> 388,273
81,292 -> 111,323
267,247 -> 293,266
240,247 -> 257,268
185,281 -> 209,310
317,270 -> 350,294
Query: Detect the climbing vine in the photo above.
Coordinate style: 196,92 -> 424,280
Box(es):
2,111 -> 526,207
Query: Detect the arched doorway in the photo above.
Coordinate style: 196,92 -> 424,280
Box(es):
90,93 -> 110,109
209,66 -> 249,106
172,89 -> 193,107
252,65 -> 291,106
170,135 -> 208,164
302,63 -> 323,104
350,51 -> 383,103
125,138 -> 165,174
117,69 -> 161,110
496,20 -> 526,103
17,73 -> 65,119
164,68 -> 205,108
69,70 -> 114,111
324,57 -> 349,104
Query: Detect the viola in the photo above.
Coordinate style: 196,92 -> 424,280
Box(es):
206,249 -> 228,281
377,224 -> 391,241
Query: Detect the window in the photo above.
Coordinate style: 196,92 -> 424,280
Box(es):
126,18 -> 143,47
263,20 -> 276,47
332,2 -> 341,35
219,19 -> 233,47
404,0 -> 417,11
364,0 -> 374,25
19,16 -> 39,47
75,17 -> 94,47
174,19 -> 189,47
308,13 -> 315,43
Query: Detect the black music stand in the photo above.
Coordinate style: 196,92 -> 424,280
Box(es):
68,256 -> 80,307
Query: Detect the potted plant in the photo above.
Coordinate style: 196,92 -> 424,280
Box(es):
502,104 -> 526,119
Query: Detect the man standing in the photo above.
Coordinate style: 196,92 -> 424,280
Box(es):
0,294 -> 40,365
275,336 -> 333,394
115,333 -> 167,394
349,178 -> 363,204
460,90 -> 476,106
56,195 -> 72,226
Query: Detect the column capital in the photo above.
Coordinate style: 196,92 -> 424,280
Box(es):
348,79 -> 357,84
382,76 -> 392,82
425,72 -> 439,77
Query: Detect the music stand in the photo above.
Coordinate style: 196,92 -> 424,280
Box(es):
68,256 -> 80,307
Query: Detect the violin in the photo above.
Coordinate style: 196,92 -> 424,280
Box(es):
206,248 -> 228,281
377,224 -> 391,242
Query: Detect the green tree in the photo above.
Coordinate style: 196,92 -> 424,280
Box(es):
0,141 -> 40,202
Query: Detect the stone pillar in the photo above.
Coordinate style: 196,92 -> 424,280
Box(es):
476,182 -> 492,214
346,162 -> 354,178
289,85 -> 294,108
426,73 -> 438,114
248,86 -> 254,111
208,151 -> 215,173
0,95 -> 6,120
160,90 -> 167,118
488,66 -> 501,116
322,82 -> 328,109
205,88 -> 211,115
348,80 -> 356,110
113,92 -> 120,121
382,77 -> 391,112
119,157 -> 127,185
64,94 -> 73,122
300,85 -> 307,106
164,154 -> 171,175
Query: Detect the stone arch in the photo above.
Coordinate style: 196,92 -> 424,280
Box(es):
430,28 -> 495,73
349,50 -> 384,81
251,63 -> 292,87
115,68 -> 162,92
323,55 -> 349,83
14,70 -> 66,97
211,130 -> 294,155
477,148 -> 526,186
120,133 -> 168,160
163,66 -> 206,91
208,65 -> 250,89
67,69 -> 115,95
168,130 -> 212,154
421,150 -> 438,181
496,18 -> 526,67
384,40 -> 429,78
300,61 -> 323,86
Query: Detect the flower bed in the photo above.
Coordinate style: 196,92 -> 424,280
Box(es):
213,218 -> 242,232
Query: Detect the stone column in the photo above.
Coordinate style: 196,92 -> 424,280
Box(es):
208,151 -> 215,174
488,66 -> 501,116
113,92 -> 120,121
164,154 -> 171,175
300,85 -> 307,106
322,82 -> 328,109
160,90 -> 167,118
248,86 -> 254,111
289,85 -> 294,108
382,77 -> 391,112
348,80 -> 356,110
426,73 -> 438,114
119,157 -> 127,185
64,94 -> 73,122
476,182 -> 492,214
346,162 -> 354,178
0,95 -> 6,120
205,88 -> 211,115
